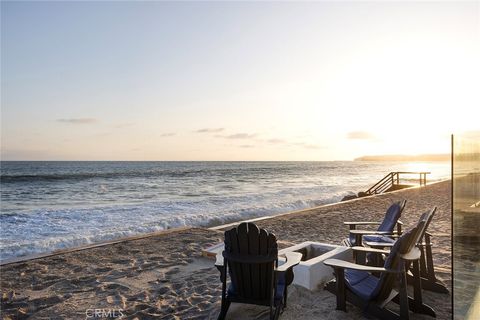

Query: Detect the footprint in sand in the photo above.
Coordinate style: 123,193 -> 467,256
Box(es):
147,256 -> 165,262
187,296 -> 203,305
141,262 -> 157,271
111,258 -> 131,264
193,284 -> 208,295
165,267 -> 180,276
31,278 -> 60,291
125,291 -> 149,302
48,279 -> 80,293
155,286 -> 170,295
102,282 -> 130,292
94,266 -> 113,273
133,303 -> 154,312
170,282 -> 184,291
69,276 -> 98,288
106,293 -> 127,309
26,294 -> 65,314
101,269 -> 129,281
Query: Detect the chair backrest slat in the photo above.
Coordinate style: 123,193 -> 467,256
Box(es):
226,227 -> 243,296
259,229 -> 269,297
237,223 -> 252,298
248,225 -> 261,299
224,222 -> 278,301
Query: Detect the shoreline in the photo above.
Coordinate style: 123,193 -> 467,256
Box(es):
1,179 -> 449,266
0,227 -> 197,266
210,179 -> 449,231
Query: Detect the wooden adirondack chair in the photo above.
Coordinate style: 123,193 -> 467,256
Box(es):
215,222 -> 302,320
364,207 -> 449,294
415,230 -> 449,293
324,217 -> 436,320
343,200 -> 406,247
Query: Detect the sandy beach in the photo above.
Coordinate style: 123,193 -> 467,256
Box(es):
1,181 -> 451,319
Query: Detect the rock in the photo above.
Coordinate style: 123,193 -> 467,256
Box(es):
341,194 -> 357,201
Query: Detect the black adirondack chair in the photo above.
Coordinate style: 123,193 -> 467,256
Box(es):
415,230 -> 449,293
343,200 -> 406,247
324,215 -> 435,320
215,222 -> 302,320
364,207 -> 449,294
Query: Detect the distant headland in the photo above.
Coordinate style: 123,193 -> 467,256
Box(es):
354,154 -> 450,162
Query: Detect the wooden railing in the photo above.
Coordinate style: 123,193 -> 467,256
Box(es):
364,172 -> 430,195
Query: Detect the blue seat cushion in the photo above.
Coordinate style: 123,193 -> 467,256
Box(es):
348,234 -> 356,246
349,234 -> 395,246
363,235 -> 395,244
378,203 -> 402,232
345,269 -> 370,285
345,269 -> 380,301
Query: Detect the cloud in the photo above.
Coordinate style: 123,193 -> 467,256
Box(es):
347,131 -> 375,140
160,133 -> 176,137
56,118 -> 97,124
266,138 -> 286,144
239,144 -> 255,148
195,128 -> 225,133
225,133 -> 257,139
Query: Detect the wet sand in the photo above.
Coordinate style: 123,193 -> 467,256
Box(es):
1,181 -> 451,319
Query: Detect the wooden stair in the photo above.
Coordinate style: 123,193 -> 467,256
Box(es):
364,172 -> 430,196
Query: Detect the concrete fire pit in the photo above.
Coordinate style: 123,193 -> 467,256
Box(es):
278,241 -> 352,291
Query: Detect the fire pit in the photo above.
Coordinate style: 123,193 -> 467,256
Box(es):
278,241 -> 352,291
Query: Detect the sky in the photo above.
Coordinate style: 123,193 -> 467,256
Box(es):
1,1 -> 479,161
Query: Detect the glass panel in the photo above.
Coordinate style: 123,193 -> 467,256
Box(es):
453,133 -> 480,320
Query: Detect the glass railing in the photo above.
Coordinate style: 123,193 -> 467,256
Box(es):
453,133 -> 480,320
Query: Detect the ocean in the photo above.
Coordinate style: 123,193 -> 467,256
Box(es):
0,161 -> 450,261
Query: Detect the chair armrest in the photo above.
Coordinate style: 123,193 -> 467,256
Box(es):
396,220 -> 403,236
349,230 -> 395,236
344,221 -> 381,226
214,252 -> 224,267
399,247 -> 421,261
215,251 -> 303,270
275,252 -> 302,272
351,246 -> 390,255
323,258 -> 400,273
364,241 -> 395,248
417,242 -> 434,247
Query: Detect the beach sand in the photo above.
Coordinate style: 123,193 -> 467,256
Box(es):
1,181 -> 451,319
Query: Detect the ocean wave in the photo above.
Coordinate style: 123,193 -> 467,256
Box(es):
0,170 -> 206,183
0,191 -> 350,261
